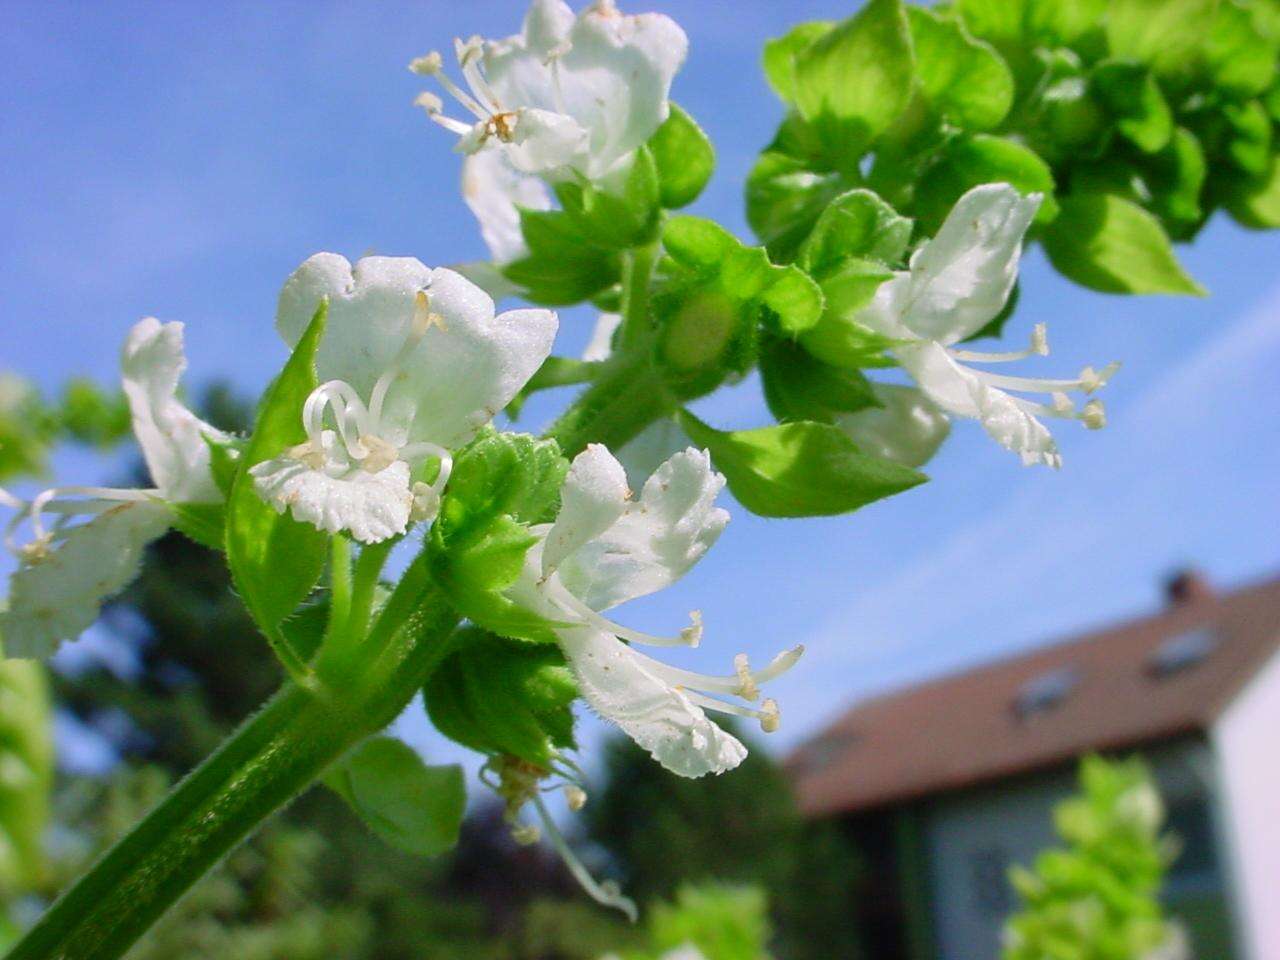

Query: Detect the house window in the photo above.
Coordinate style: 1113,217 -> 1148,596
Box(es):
968,847 -> 1013,917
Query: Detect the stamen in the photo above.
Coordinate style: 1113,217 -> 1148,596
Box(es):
682,690 -> 781,733
510,823 -> 541,846
970,369 -> 1098,395
532,794 -> 637,922
416,95 -> 475,136
734,653 -> 759,701
1079,362 -> 1121,394
633,644 -> 804,696
564,786 -> 587,811
949,323 -> 1050,363
416,47 -> 491,120
552,587 -> 701,648
359,435 -> 399,473
457,37 -> 503,116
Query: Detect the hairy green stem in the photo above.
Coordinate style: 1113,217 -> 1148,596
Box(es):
7,580 -> 459,960
617,242 -> 658,351
544,348 -> 676,457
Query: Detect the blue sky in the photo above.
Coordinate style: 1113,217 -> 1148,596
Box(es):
3,0 -> 1280,779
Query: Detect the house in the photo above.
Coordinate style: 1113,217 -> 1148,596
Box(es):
787,572 -> 1280,960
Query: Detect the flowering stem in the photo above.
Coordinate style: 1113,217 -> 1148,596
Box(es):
617,242 -> 657,351
544,346 -> 675,458
7,575 -> 460,960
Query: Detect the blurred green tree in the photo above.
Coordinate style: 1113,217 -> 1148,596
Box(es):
1003,755 -> 1187,960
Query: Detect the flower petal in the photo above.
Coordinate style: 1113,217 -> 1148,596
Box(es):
969,380 -> 1061,468
250,443 -> 414,545
885,184 -> 1040,345
834,383 -> 951,468
556,447 -> 728,611
0,501 -> 172,659
555,3 -> 688,178
541,444 -> 630,578
503,108 -> 591,177
558,623 -> 747,777
276,255 -> 557,449
120,318 -> 225,502
462,148 -> 552,265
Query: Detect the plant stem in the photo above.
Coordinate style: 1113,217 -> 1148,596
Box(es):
7,581 -> 459,960
618,242 -> 658,351
547,244 -> 674,457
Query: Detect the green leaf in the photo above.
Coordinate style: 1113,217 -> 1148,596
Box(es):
1106,0 -> 1216,78
1090,61 -> 1173,153
800,259 -> 897,369
661,217 -> 823,339
167,502 -> 226,551
908,7 -> 1014,131
225,301 -> 329,637
424,630 -> 577,766
763,21 -> 835,102
677,410 -> 925,518
428,432 -> 568,642
793,0 -> 914,160
0,653 -> 52,892
1042,193 -> 1205,295
1223,99 -> 1273,175
1145,127 -> 1207,230
760,267 -> 824,336
760,338 -> 878,424
553,149 -> 660,250
649,104 -> 715,209
957,0 -> 1026,45
505,208 -> 621,305
1205,0 -> 1279,97
325,736 -> 464,858
797,189 -> 913,275
746,151 -> 846,262
1227,157 -> 1280,227
1025,0 -> 1108,46
663,216 -> 741,274
915,134 -> 1058,234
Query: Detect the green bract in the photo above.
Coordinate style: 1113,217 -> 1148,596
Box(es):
1042,193 -> 1205,295
427,431 -> 567,642
225,301 -> 329,650
677,410 -> 925,519
325,736 -> 465,858
424,629 -> 577,767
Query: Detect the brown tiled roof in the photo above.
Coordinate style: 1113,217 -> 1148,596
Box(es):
789,575 -> 1280,817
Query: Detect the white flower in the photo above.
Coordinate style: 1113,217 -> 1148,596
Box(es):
856,183 -> 1119,468
1,319 -> 224,658
252,254 -> 557,544
509,444 -> 802,778
834,384 -> 951,468
411,0 -> 687,183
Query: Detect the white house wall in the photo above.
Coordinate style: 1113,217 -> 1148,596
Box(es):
1214,646 -> 1280,960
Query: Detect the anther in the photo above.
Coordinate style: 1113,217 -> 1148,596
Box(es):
286,442 -> 326,470
733,653 -> 759,701
1030,323 -> 1048,356
680,610 -> 703,647
564,786 -> 587,811
408,52 -> 443,76
359,435 -> 399,473
1082,399 -> 1106,430
759,698 -> 781,733
511,823 -> 541,846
